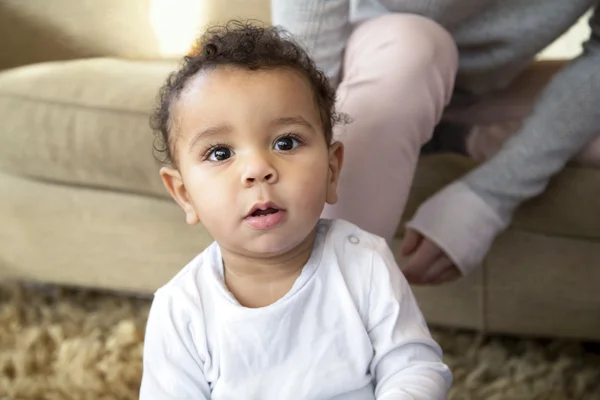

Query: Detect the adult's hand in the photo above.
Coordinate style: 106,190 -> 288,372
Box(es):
400,228 -> 461,285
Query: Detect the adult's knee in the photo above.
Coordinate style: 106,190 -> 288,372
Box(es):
345,13 -> 458,81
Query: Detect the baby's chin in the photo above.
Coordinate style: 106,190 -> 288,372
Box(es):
221,230 -> 316,260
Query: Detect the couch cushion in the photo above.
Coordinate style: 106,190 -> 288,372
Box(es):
0,58 -> 178,197
401,154 -> 600,241
0,170 -> 209,293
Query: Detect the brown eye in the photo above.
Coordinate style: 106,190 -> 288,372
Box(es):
208,147 -> 233,161
274,136 -> 299,151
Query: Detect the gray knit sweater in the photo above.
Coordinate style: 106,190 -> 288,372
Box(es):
272,0 -> 600,273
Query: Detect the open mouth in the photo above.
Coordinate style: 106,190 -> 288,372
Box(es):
245,203 -> 286,229
250,207 -> 279,217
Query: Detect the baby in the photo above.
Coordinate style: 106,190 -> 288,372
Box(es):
140,21 -> 452,400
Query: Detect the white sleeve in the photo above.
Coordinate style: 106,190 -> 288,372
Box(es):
368,238 -> 452,400
139,291 -> 211,400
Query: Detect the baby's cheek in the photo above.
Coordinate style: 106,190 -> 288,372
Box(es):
188,177 -> 232,220
293,174 -> 329,212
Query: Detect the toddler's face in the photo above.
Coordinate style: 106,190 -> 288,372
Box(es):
160,66 -> 343,257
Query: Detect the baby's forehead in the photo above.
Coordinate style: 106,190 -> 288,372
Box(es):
183,65 -> 315,96
175,67 -> 321,118
171,66 -> 323,134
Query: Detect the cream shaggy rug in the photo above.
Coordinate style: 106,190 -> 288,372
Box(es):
1,282 -> 599,400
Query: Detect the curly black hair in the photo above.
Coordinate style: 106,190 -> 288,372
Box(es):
151,20 -> 345,165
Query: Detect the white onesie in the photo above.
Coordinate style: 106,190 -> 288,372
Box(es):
140,219 -> 452,399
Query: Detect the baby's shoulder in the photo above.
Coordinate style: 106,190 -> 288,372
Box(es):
322,219 -> 400,324
324,219 -> 392,280
154,241 -> 220,307
326,218 -> 387,257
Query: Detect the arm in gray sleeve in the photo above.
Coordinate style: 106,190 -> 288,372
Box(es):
465,4 -> 600,221
271,0 -> 351,86
408,5 -> 600,274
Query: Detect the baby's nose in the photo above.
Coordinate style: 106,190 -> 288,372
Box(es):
241,154 -> 278,186
245,172 -> 275,184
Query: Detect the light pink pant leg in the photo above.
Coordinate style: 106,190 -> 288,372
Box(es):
322,14 -> 458,241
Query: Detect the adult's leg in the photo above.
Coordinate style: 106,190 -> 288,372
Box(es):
322,14 -> 458,241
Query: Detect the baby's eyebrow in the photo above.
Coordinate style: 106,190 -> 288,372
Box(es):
271,116 -> 315,131
188,124 -> 232,152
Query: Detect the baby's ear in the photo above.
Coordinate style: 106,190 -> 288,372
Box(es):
326,141 -> 344,205
160,167 -> 200,225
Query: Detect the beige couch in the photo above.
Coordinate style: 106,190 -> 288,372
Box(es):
1,0 -> 599,341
